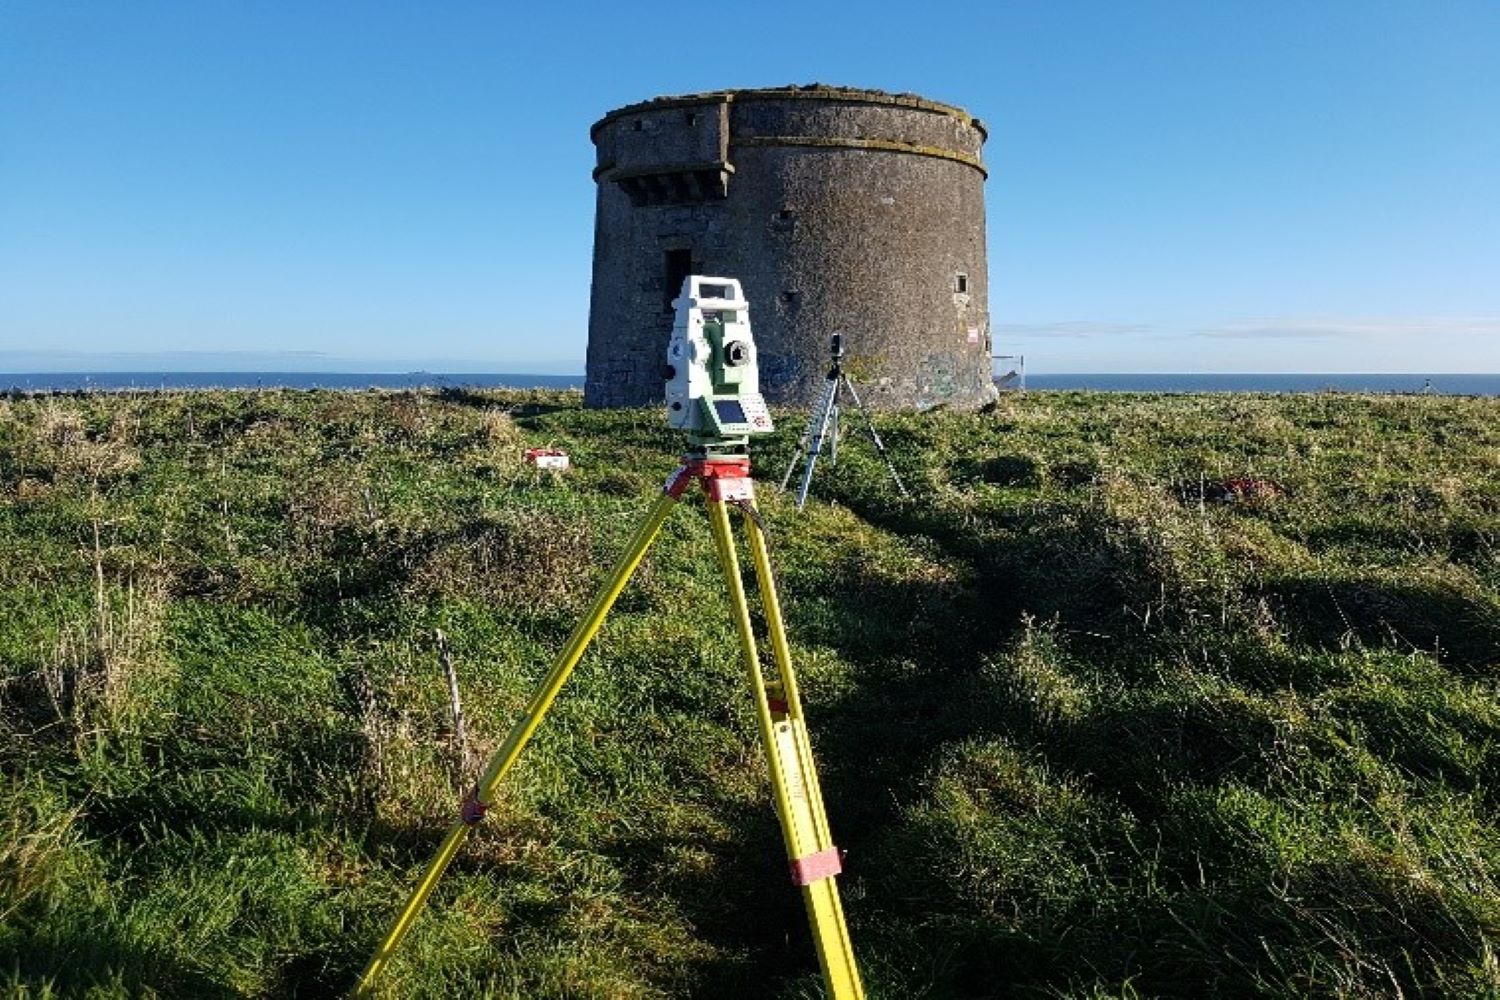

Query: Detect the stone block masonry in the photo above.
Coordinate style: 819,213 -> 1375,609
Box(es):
586,85 -> 996,411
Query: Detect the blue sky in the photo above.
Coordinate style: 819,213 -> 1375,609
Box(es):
2,1 -> 1496,373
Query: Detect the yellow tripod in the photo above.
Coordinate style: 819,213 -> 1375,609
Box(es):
355,455 -> 864,999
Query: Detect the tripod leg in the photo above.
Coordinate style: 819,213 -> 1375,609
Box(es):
829,400 -> 840,468
795,378 -> 839,510
779,424 -> 812,493
840,377 -> 910,499
355,488 -> 681,996
779,377 -> 835,494
708,500 -> 865,999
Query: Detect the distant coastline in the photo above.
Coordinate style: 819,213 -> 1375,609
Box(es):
1,371 -> 1497,396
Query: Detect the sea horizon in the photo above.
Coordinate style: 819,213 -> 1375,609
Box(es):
2,371 -> 1497,396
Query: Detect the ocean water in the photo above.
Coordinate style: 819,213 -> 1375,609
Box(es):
1,371 -> 1497,396
0,372 -> 585,392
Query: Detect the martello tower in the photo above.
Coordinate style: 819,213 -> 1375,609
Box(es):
585,85 -> 995,410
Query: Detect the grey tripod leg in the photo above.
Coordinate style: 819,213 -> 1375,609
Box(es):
782,376 -> 838,495
794,377 -> 840,509
829,395 -> 841,468
840,376 -> 910,499
780,377 -> 836,493
779,425 -> 812,494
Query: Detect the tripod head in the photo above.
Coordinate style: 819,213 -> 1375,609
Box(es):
827,333 -> 845,380
663,276 -> 774,455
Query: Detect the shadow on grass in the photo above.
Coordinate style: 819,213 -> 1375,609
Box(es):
0,923 -> 238,999
267,954 -> 349,999
1264,575 -> 1500,672
580,799 -> 811,996
731,481 -> 1471,995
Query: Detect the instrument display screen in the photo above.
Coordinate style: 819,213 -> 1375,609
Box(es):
713,400 -> 747,424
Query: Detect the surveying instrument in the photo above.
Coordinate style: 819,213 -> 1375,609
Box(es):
356,277 -> 864,998
779,333 -> 909,509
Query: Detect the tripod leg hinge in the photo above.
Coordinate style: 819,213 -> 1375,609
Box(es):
459,792 -> 488,826
790,846 -> 843,885
664,465 -> 695,498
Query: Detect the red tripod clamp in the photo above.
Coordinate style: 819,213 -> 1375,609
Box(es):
664,456 -> 755,502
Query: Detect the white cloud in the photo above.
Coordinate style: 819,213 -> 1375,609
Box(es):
1194,316 -> 1500,341
993,321 -> 1154,339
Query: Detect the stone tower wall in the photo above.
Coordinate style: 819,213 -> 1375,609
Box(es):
586,86 -> 994,410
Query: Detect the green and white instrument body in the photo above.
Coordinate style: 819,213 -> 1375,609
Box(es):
664,276 -> 774,450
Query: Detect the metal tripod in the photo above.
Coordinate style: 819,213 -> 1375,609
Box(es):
356,455 -> 863,999
780,335 -> 909,510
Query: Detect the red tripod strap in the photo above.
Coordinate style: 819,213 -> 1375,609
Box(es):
790,847 -> 843,885
459,792 -> 488,826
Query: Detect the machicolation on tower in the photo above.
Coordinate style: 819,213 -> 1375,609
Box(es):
585,85 -> 996,411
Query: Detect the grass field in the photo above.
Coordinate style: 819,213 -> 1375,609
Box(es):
0,387 -> 1496,998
